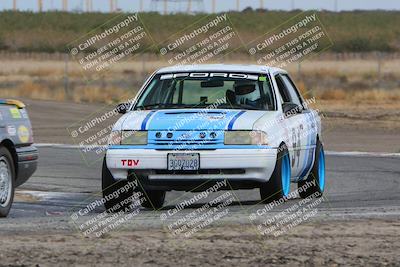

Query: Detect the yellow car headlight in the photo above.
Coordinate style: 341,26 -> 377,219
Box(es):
109,131 -> 148,145
224,130 -> 268,145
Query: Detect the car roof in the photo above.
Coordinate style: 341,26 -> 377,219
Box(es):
156,64 -> 286,75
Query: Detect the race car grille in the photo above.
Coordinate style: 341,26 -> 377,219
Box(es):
148,130 -> 223,150
155,169 -> 245,175
153,141 -> 219,146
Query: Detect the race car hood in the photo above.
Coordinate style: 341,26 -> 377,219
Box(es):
116,109 -> 270,131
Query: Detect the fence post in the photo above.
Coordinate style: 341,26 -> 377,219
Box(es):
297,61 -> 301,79
377,52 -> 382,89
64,53 -> 70,100
141,53 -> 146,76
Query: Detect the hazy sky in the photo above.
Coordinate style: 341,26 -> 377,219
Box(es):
2,0 -> 400,12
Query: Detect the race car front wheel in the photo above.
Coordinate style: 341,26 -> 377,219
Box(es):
298,139 -> 325,198
260,145 -> 291,203
0,147 -> 15,218
139,189 -> 165,210
102,158 -> 133,213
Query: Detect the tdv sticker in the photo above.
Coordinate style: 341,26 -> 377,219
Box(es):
121,159 -> 140,167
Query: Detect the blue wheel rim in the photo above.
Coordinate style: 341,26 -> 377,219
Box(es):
281,154 -> 291,196
318,148 -> 325,191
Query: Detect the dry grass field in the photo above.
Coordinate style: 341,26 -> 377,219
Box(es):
1,53 -> 400,142
1,53 -> 400,104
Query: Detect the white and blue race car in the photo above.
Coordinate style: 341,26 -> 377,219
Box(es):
102,64 -> 325,211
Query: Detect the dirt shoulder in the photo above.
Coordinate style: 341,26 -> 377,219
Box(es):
0,219 -> 398,266
21,98 -> 400,153
319,100 -> 400,152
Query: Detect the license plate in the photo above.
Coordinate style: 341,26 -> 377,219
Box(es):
168,153 -> 200,171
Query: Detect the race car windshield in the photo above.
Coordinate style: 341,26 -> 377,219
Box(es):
134,73 -> 276,111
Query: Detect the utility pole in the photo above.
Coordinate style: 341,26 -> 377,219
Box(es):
85,0 -> 89,12
236,0 -> 240,11
62,0 -> 68,11
140,0 -> 144,12
187,0 -> 192,13
38,0 -> 43,12
260,0 -> 264,10
163,0 -> 167,14
13,0 -> 17,11
110,0 -> 114,12
212,0 -> 216,13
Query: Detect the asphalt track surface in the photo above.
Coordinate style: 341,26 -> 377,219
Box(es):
1,146 -> 400,232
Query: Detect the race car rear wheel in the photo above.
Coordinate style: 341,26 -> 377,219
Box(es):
139,189 -> 165,210
260,145 -> 291,203
102,158 -> 133,213
298,139 -> 325,198
0,147 -> 15,218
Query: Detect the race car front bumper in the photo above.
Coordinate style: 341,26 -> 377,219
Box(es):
106,148 -> 278,188
15,145 -> 38,187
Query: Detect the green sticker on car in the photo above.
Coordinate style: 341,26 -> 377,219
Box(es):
10,108 -> 21,119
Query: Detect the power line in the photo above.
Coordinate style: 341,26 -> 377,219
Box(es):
150,0 -> 205,14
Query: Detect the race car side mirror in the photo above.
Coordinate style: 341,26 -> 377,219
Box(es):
282,102 -> 302,116
116,103 -> 129,114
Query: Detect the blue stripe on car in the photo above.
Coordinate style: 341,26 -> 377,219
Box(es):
227,111 -> 246,130
299,113 -> 312,179
141,110 -> 156,130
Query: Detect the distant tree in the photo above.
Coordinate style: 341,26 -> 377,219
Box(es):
243,7 -> 253,12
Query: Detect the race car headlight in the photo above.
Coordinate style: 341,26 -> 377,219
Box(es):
224,130 -> 268,145
109,131 -> 148,145
121,131 -> 148,145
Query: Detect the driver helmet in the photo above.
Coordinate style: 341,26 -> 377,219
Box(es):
234,81 -> 261,106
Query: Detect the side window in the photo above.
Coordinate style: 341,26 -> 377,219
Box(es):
260,80 -> 275,110
280,75 -> 303,107
275,75 -> 291,103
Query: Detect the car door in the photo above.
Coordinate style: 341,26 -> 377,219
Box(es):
274,74 -> 312,180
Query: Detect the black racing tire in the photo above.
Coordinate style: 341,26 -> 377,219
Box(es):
102,158 -> 133,213
260,145 -> 291,203
0,147 -> 16,218
298,139 -> 325,199
139,189 -> 165,210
